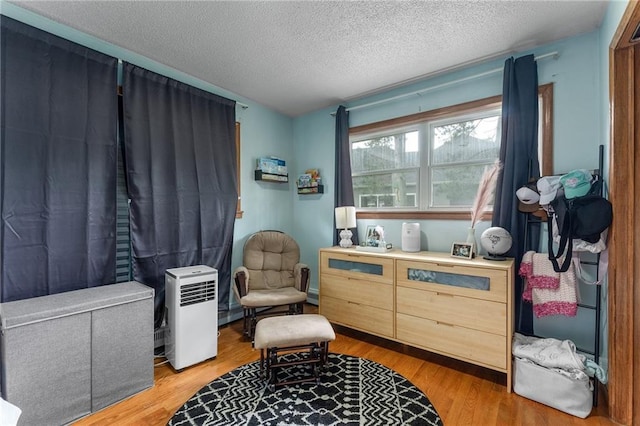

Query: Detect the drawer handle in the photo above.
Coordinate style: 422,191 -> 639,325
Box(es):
436,292 -> 454,297
435,263 -> 455,268
347,301 -> 361,306
436,321 -> 455,327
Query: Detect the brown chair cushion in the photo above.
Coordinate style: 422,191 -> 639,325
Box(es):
243,231 -> 300,290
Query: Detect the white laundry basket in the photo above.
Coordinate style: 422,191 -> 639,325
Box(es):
513,356 -> 593,418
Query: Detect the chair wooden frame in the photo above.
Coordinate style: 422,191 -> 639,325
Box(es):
234,268 -> 309,339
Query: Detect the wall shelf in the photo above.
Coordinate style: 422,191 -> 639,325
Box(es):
297,185 -> 324,194
255,170 -> 288,183
297,168 -> 322,194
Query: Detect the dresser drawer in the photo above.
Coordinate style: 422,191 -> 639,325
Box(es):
320,295 -> 394,338
321,274 -> 393,310
396,259 -> 507,303
396,312 -> 507,370
320,251 -> 394,285
397,286 -> 506,335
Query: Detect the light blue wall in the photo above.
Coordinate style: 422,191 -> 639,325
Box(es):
0,1 -> 296,310
291,107 -> 338,296
294,31 -> 605,297
232,105 -> 295,292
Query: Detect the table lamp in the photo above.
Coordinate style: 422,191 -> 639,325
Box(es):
335,206 -> 356,248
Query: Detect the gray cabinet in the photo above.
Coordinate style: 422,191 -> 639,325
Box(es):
0,282 -> 154,425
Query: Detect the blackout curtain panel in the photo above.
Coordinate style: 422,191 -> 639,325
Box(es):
0,16 -> 118,302
122,63 -> 236,325
492,54 -> 539,334
334,105 -> 359,246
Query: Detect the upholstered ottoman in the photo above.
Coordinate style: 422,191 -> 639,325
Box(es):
253,314 -> 335,388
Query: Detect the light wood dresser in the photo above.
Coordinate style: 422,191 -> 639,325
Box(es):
319,247 -> 515,392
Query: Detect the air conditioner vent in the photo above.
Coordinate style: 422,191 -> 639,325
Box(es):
180,280 -> 217,306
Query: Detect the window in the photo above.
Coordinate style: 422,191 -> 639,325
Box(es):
352,109 -> 501,211
351,84 -> 553,220
351,129 -> 420,209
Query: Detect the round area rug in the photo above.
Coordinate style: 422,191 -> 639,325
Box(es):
169,353 -> 443,426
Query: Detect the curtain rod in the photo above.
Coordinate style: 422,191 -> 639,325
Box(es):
330,51 -> 559,116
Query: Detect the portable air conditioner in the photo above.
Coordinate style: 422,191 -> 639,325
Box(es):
165,265 -> 218,370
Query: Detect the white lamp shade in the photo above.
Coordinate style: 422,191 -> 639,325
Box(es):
335,206 -> 356,229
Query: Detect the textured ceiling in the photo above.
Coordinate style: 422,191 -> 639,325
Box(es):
9,1 -> 608,117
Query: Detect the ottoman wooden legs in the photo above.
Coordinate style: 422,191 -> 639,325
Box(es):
259,341 -> 330,389
253,314 -> 336,389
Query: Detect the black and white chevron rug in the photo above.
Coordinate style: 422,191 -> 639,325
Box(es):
169,353 -> 442,426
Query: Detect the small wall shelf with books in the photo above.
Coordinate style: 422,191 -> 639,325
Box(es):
255,156 -> 288,183
255,170 -> 288,183
297,185 -> 324,194
297,168 -> 323,195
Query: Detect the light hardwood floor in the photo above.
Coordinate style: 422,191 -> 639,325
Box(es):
74,304 -> 614,426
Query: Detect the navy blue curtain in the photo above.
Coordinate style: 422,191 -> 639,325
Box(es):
334,105 -> 358,246
0,17 -> 118,302
492,54 -> 539,334
122,63 -> 236,325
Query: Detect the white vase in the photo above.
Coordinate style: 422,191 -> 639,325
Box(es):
466,227 -> 477,257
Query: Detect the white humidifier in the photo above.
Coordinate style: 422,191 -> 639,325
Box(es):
401,222 -> 420,252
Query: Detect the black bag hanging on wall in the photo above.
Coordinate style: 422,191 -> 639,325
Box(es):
548,194 -> 613,272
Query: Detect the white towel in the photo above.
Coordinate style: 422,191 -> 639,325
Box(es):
513,332 -> 585,371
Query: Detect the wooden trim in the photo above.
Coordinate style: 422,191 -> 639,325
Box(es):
350,95 -> 502,135
608,1 -> 640,424
612,0 -> 640,49
608,45 -> 635,425
539,83 -> 554,176
635,46 -> 640,426
357,210 -> 475,221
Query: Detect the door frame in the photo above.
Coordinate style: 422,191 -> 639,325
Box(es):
608,1 -> 640,424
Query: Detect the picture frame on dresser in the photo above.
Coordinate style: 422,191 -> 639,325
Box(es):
364,225 -> 383,247
451,242 -> 473,259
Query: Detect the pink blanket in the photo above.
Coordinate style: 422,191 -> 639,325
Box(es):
519,251 -> 578,318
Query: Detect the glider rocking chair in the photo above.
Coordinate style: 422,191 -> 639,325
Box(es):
233,230 -> 310,340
